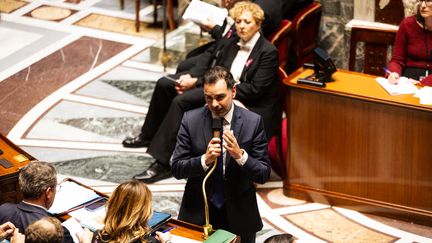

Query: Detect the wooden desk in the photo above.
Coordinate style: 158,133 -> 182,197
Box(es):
165,219 -> 204,241
0,133 -> 33,204
166,219 -> 239,242
283,68 -> 432,225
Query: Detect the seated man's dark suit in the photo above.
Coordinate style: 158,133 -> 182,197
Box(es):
0,202 -> 74,243
142,33 -> 279,167
171,105 -> 271,240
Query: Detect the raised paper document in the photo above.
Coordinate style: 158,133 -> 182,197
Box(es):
182,0 -> 228,26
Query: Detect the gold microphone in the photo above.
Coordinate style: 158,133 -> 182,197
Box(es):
202,117 -> 222,239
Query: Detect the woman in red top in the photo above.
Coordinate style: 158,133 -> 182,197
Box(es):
387,0 -> 432,86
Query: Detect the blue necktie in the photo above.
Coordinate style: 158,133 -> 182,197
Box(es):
212,127 -> 224,208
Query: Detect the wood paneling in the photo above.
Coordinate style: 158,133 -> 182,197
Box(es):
283,68 -> 432,225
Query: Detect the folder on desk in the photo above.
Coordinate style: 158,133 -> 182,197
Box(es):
148,211 -> 172,235
48,179 -> 102,215
204,229 -> 236,243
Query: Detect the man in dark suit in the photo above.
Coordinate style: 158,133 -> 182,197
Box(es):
124,2 -> 279,184
0,161 -> 74,243
172,66 -> 271,243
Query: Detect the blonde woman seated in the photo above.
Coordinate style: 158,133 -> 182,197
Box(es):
84,180 -> 171,243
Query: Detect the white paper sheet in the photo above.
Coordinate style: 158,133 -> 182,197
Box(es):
376,77 -> 419,95
48,180 -> 100,214
62,217 -> 85,243
69,207 -> 106,232
414,86 -> 432,105
182,0 -> 228,26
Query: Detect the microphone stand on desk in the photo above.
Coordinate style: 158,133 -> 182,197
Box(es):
202,154 -> 218,239
202,118 -> 222,239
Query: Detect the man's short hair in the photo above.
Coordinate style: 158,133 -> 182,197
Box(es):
25,217 -> 64,243
19,161 -> 57,200
264,233 -> 295,243
202,66 -> 235,89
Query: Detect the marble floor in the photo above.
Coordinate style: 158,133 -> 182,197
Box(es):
1,0 -> 432,242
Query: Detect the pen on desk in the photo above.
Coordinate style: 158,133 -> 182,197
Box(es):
162,226 -> 178,233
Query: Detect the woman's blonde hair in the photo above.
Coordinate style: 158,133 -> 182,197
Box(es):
229,1 -> 264,26
99,180 -> 153,243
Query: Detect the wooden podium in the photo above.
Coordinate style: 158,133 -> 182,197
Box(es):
283,68 -> 432,225
0,133 -> 33,204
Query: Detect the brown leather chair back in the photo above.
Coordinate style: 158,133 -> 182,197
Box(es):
268,19 -> 293,70
349,26 -> 397,76
290,1 -> 322,72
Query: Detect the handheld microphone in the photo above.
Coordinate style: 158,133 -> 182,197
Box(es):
212,118 -> 223,139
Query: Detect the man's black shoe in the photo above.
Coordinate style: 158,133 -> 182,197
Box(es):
122,134 -> 151,148
133,161 -> 171,183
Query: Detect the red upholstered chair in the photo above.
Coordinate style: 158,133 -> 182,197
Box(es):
349,26 -> 397,76
268,19 -> 293,70
288,1 -> 322,73
268,67 -> 288,179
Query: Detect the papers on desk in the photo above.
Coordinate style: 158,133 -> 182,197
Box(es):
48,180 -> 100,215
68,209 -> 171,233
376,77 -> 418,95
62,218 -> 85,243
182,0 -> 228,26
414,86 -> 432,105
69,206 -> 106,232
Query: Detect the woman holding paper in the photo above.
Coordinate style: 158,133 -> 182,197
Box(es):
89,180 -> 171,243
386,0 -> 432,86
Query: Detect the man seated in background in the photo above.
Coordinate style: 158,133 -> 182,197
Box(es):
123,1 -> 279,184
0,161 -> 74,243
123,0 -> 283,153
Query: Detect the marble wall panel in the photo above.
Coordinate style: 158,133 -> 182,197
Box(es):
318,0 -> 412,70
319,0 -> 353,69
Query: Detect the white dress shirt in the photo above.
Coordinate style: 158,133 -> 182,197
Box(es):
230,32 -> 261,83
201,104 -> 249,173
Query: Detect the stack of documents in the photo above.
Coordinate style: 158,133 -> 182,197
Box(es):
414,86 -> 432,105
376,77 -> 418,95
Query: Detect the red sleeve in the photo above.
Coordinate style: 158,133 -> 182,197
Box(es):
387,18 -> 409,75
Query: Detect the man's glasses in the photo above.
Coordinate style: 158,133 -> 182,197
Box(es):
418,0 -> 432,7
